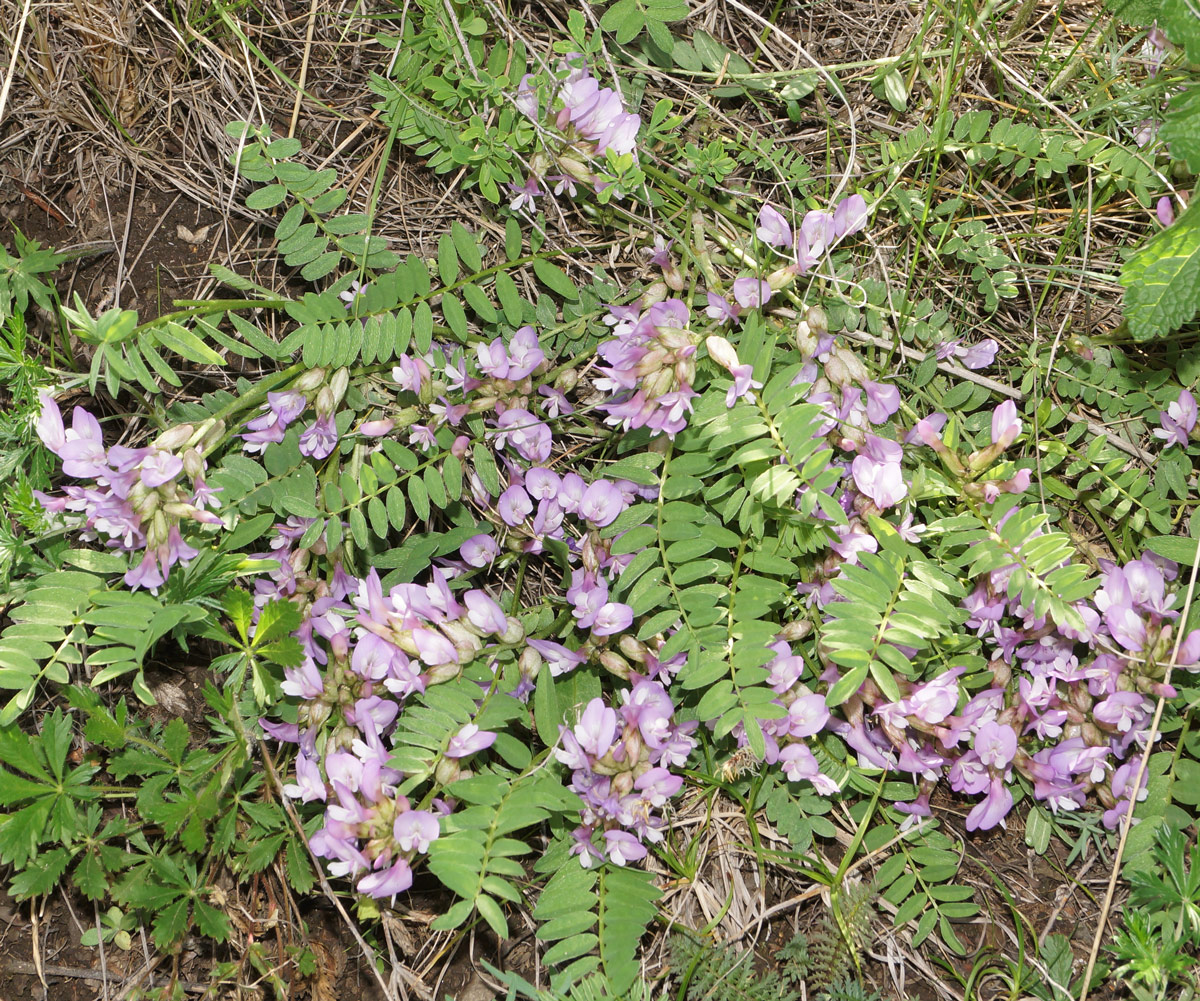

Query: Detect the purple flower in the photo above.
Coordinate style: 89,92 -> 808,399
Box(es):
464,590 -> 508,635
575,698 -> 618,758
851,454 -> 907,509
508,176 -> 541,214
591,602 -> 633,637
965,775 -> 1013,831
558,74 -> 641,156
786,694 -> 830,738
461,534 -> 499,567
732,277 -> 772,310
604,830 -> 647,866
1154,389 -> 1197,447
957,339 -> 999,370
138,451 -> 184,489
756,204 -> 793,248
832,194 -> 869,237
1157,196 -> 1175,228
647,235 -> 674,271
528,638 -> 586,677
990,400 -> 1022,448
357,858 -> 413,899
862,380 -> 900,424
282,750 -> 326,802
705,292 -> 740,324
446,723 -> 498,758
579,479 -> 624,527
778,743 -> 839,794
507,326 -> 546,380
392,355 -> 431,395
393,810 -> 440,853
299,414 -> 338,459
498,485 -> 533,526
492,409 -> 552,463
973,721 -> 1017,770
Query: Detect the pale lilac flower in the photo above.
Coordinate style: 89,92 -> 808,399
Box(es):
604,830 -> 647,866
851,454 -> 907,508
973,721 -> 1017,770
862,380 -> 900,424
965,776 -> 1013,831
574,698 -> 618,759
392,355 -> 430,395
957,339 -> 999,370
705,292 -> 739,324
508,176 -> 541,213
299,414 -> 338,459
1154,389 -> 1197,447
732,277 -> 771,310
446,723 -> 498,758
1157,196 -> 1175,227
991,400 -> 1022,448
393,810 -> 440,853
756,204 -> 793,248
786,694 -> 830,738
579,479 -> 624,527
528,639 -> 586,677
464,590 -> 508,635
832,193 -> 869,237
506,326 -> 546,380
461,534 -> 499,567
592,602 -> 633,637
358,858 -> 413,899
515,74 -> 538,119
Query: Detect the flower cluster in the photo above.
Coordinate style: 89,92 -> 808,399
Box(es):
241,367 -> 349,460
510,54 -> 642,212
35,394 -> 221,592
755,194 -> 870,277
594,297 -> 700,438
261,562 -> 524,898
556,679 -> 697,867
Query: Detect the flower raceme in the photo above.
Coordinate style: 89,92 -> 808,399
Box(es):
35,393 -> 221,592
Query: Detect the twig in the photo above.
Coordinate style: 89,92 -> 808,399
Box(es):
1079,531 -> 1200,1000
260,745 -> 412,1001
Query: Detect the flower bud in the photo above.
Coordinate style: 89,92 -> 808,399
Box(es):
315,386 -> 335,416
500,617 -> 525,645
705,335 -> 740,373
360,419 -> 396,437
294,368 -> 326,392
619,635 -> 649,663
824,354 -> 850,387
1081,721 -> 1104,745
519,646 -> 542,680
329,367 -> 349,408
775,620 -> 812,643
425,662 -> 462,685
555,368 -> 579,394
155,424 -> 195,451
766,267 -> 796,291
598,650 -> 630,680
435,758 -> 462,785
641,282 -> 669,307
558,155 -> 593,183
181,448 -> 205,479
832,347 -> 867,385
451,435 -> 470,458
805,306 -> 828,336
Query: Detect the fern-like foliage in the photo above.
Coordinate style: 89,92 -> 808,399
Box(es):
670,880 -> 879,1001
671,933 -> 800,1001
821,524 -> 966,707
533,837 -> 663,996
